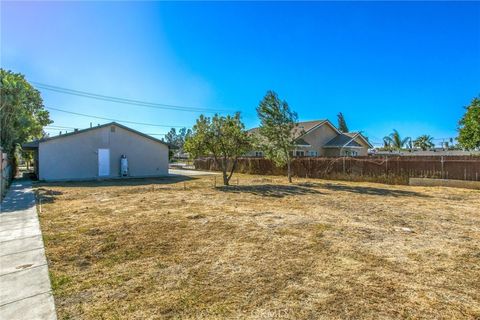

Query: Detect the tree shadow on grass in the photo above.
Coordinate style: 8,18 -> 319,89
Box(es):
35,188 -> 64,204
218,184 -> 323,198
34,175 -> 195,189
320,183 -> 430,198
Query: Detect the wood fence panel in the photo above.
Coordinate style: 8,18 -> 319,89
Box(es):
194,156 -> 480,184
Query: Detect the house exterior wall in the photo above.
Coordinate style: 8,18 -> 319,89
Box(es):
300,123 -> 339,156
324,147 -> 367,157
324,148 -> 342,157
246,123 -> 370,158
38,125 -> 168,181
352,136 -> 370,156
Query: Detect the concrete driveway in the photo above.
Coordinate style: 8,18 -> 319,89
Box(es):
0,180 -> 56,320
169,168 -> 220,177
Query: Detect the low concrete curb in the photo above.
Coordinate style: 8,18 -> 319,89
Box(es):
409,177 -> 480,190
0,180 -> 57,320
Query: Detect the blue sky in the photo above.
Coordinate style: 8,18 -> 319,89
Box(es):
1,1 -> 479,146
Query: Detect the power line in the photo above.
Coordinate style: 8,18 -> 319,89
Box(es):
33,82 -> 235,114
45,106 -> 187,128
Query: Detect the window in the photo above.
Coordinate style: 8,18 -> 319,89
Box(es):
255,151 -> 263,157
295,151 -> 305,157
344,150 -> 358,157
309,151 -> 318,157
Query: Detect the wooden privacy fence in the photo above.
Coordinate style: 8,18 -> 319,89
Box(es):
194,156 -> 480,184
1,150 -> 12,201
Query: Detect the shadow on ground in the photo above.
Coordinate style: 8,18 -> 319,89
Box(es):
35,188 -> 64,204
1,187 -> 36,213
34,175 -> 196,189
319,183 -> 430,198
218,184 -> 323,198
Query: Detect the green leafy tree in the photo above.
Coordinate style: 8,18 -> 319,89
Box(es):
337,112 -> 349,133
164,128 -> 178,146
0,69 -> 52,165
164,127 -> 192,150
383,129 -> 411,150
458,97 -> 480,150
256,91 -> 299,183
184,113 -> 251,185
413,135 -> 435,151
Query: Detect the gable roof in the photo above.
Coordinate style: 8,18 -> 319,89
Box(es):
22,122 -> 174,149
324,133 -> 362,147
345,132 -> 373,148
248,119 -> 372,148
294,138 -> 311,146
248,119 -> 340,140
324,132 -> 373,148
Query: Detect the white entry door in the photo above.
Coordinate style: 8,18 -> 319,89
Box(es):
98,149 -> 110,177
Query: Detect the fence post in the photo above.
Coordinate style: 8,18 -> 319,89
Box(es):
385,156 -> 388,175
464,168 -> 467,181
441,156 -> 444,179
343,157 -> 346,175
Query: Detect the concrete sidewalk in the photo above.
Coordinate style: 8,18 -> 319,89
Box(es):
0,180 -> 57,320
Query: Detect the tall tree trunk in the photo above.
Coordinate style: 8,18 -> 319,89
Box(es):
287,158 -> 292,183
221,157 -> 229,186
222,170 -> 229,186
227,158 -> 238,182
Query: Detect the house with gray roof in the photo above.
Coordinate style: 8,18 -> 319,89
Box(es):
23,122 -> 171,181
248,119 -> 372,157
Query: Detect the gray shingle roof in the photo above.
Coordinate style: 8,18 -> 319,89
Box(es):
324,133 -> 362,147
295,138 -> 311,146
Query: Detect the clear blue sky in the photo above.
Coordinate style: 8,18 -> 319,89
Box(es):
2,1 -> 479,146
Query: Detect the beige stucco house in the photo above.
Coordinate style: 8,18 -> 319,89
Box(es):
248,119 -> 372,157
23,122 -> 170,181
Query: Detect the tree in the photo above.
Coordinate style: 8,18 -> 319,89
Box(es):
0,69 -> 52,163
164,128 -> 178,146
413,135 -> 435,151
184,113 -> 251,185
337,112 -> 349,133
256,91 -> 299,183
458,97 -> 480,150
383,129 -> 411,150
164,127 -> 192,151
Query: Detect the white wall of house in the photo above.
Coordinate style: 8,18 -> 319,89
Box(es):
38,125 -> 168,181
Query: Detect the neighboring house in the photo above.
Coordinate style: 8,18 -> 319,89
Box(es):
23,122 -> 170,181
248,119 -> 372,157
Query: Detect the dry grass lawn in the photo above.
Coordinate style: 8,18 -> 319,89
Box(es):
36,174 -> 480,319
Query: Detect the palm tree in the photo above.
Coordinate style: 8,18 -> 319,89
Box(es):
413,135 -> 434,150
383,129 -> 411,150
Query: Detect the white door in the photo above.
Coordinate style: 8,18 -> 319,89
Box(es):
98,149 -> 110,177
